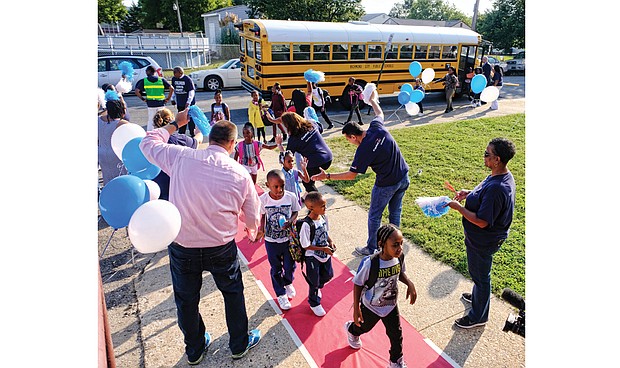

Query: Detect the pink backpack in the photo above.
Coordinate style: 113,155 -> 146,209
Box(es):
236,141 -> 264,170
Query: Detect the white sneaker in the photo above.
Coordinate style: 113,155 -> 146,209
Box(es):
387,356 -> 408,368
344,321 -> 362,349
310,304 -> 326,317
284,284 -> 296,299
277,295 -> 291,310
417,112 -> 424,116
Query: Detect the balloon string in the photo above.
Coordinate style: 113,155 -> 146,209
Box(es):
444,180 -> 456,192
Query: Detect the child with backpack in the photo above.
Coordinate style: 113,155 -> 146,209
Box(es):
345,223 -> 417,368
279,150 -> 310,207
234,123 -> 276,184
298,191 -> 336,317
255,169 -> 301,311
248,90 -> 268,143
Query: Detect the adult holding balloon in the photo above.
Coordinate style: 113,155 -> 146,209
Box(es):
150,107 -> 203,200
435,67 -> 459,113
490,65 -> 503,110
98,95 -> 129,185
445,138 -> 516,329
311,89 -> 410,257
139,110 -> 263,364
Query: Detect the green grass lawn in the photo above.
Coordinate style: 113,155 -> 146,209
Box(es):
325,113 -> 525,297
162,61 -> 227,79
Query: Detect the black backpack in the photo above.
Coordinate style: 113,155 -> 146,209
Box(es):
359,253 -> 405,290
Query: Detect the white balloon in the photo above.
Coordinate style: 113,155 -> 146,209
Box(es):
111,123 -> 146,160
116,79 -> 132,94
421,68 -> 436,84
361,83 -> 377,104
128,200 -> 182,254
480,86 -> 500,103
143,180 -> 161,201
405,102 -> 419,116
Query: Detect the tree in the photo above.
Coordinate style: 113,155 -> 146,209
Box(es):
121,4 -> 145,33
139,0 -> 232,32
389,0 -> 469,24
99,0 -> 128,24
246,0 -> 364,22
476,0 -> 524,51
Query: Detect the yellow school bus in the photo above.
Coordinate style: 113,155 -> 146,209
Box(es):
237,19 -> 483,103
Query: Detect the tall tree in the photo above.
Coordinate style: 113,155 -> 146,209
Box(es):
246,0 -> 364,22
98,0 -> 128,24
139,0 -> 232,32
476,0 -> 524,51
121,4 -> 145,33
389,0 -> 469,24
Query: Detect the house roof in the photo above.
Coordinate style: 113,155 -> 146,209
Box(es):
386,18 -> 471,29
361,13 -> 387,22
201,5 -> 250,19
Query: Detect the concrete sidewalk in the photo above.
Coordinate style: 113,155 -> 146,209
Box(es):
99,98 -> 526,367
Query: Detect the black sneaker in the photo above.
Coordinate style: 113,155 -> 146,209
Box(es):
357,121 -> 364,125
282,133 -> 288,141
461,293 -> 472,303
454,315 -> 486,329
327,124 -> 334,129
268,137 -> 275,143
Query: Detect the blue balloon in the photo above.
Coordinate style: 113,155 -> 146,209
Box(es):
188,105 -> 211,136
99,175 -> 149,229
409,89 -> 425,103
131,163 -> 161,180
400,83 -> 413,94
409,61 -> 422,77
471,74 -> 487,94
122,137 -> 151,174
398,91 -> 411,105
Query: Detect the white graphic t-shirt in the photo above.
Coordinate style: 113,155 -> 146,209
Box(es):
300,216 -> 331,263
260,191 -> 301,243
353,256 -> 404,317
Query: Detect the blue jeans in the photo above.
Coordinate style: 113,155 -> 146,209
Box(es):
465,236 -> 504,323
366,174 -> 410,251
168,240 -> 249,359
265,240 -> 297,296
305,256 -> 333,307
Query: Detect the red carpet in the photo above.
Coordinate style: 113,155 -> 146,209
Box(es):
235,188 -> 455,368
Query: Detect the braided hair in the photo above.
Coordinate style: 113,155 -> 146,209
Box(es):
376,223 -> 400,250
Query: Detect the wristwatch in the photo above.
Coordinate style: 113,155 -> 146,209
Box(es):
326,172 -> 331,179
170,121 -> 179,130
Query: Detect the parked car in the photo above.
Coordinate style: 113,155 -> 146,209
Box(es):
486,56 -> 507,73
98,55 -> 162,92
189,59 -> 241,91
504,51 -> 525,75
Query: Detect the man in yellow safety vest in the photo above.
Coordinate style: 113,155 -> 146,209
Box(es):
135,65 -> 174,130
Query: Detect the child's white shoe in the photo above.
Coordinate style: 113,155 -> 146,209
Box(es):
277,295 -> 291,310
284,284 -> 296,298
310,304 -> 326,317
344,321 -> 362,349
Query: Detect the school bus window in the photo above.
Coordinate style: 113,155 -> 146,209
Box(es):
415,45 -> 428,59
429,45 -> 441,59
247,65 -> 255,79
240,37 -> 245,53
332,44 -> 348,60
368,45 -> 383,59
385,44 -> 398,59
442,45 -> 457,59
399,44 -> 413,59
256,42 -> 262,61
246,39 -> 254,58
350,44 -> 365,60
271,44 -> 290,62
293,44 -> 310,61
313,44 -> 330,61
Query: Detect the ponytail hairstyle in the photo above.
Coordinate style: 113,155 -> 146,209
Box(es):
153,108 -> 174,128
377,223 -> 399,250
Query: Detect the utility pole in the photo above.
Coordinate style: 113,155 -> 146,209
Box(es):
173,0 -> 184,37
472,0 -> 481,31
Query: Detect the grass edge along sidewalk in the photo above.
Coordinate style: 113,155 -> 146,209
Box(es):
324,113 -> 525,297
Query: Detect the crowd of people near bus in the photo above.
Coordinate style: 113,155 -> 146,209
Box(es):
98,63 -> 514,368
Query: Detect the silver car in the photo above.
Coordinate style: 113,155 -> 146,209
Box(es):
189,59 -> 242,91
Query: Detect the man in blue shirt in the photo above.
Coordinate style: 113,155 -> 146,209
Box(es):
171,66 -> 197,137
311,90 -> 410,256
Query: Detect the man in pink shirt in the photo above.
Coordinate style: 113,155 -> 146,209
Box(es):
140,110 -> 262,364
